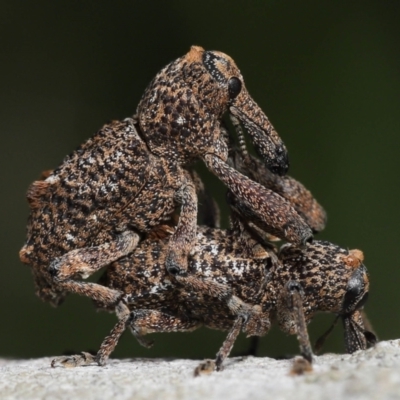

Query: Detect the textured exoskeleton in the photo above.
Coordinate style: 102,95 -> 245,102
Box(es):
20,46 -> 315,306
51,228 -> 375,371
50,150 -> 374,371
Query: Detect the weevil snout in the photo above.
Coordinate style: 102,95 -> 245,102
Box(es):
201,49 -> 289,176
229,89 -> 289,176
342,309 -> 377,353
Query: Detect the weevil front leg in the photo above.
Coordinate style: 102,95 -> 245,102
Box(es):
194,305 -> 270,375
204,152 -> 313,247
49,231 -> 140,305
278,280 -> 313,365
227,129 -> 326,234
165,171 -> 198,275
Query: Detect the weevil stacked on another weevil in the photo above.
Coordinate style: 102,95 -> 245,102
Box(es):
20,46 -> 376,374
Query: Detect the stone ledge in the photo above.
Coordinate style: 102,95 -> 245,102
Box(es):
1,340 -> 399,400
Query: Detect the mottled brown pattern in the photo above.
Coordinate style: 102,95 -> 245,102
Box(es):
229,150 -> 327,234
51,230 -> 374,370
20,119 -> 185,305
50,136 -> 331,370
20,46 -> 314,306
137,46 -> 287,171
136,44 -> 316,249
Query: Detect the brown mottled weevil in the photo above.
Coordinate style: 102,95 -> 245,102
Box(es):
20,46 -> 313,307
51,231 -> 375,371
51,152 -> 374,371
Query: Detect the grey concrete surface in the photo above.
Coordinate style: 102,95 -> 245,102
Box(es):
1,339 -> 399,400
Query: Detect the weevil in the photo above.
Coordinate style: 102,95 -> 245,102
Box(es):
51,230 -> 375,371
20,46 -> 314,307
50,151 -> 375,371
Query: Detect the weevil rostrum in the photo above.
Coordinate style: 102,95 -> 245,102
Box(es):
20,46 -> 314,307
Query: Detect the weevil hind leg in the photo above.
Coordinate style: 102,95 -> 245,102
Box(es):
51,302 -> 131,368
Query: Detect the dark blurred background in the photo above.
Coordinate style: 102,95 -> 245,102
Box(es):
1,1 -> 399,360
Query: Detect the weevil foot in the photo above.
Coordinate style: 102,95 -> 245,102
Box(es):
194,359 -> 216,377
51,352 -> 97,368
290,356 -> 313,375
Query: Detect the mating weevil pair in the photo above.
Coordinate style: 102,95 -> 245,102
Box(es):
20,46 -> 375,372
50,150 -> 376,373
19,45 -> 313,308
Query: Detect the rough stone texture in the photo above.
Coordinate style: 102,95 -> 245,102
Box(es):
1,340 -> 400,400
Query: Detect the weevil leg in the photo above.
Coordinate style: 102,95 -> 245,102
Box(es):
51,302 -> 131,368
95,302 -> 131,366
51,303 -> 203,368
284,280 -> 313,364
215,317 -> 244,371
128,309 -> 201,343
174,274 -> 259,319
51,352 -> 96,368
203,153 -> 313,247
194,317 -> 244,376
49,231 -> 140,306
229,147 -> 327,233
165,172 -> 198,276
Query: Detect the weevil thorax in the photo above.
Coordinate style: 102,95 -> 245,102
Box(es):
137,46 -> 243,165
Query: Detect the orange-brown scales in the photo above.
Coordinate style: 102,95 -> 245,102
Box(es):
20,46 -> 316,307
52,228 -> 375,370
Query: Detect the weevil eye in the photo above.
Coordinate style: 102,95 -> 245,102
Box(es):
342,267 -> 368,314
228,77 -> 242,99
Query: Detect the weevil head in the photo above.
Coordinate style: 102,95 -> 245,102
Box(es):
279,242 -> 376,353
137,46 -> 288,173
200,48 -> 289,175
278,242 -> 369,315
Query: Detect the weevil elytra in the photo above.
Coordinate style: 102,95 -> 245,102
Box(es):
20,46 -> 314,307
